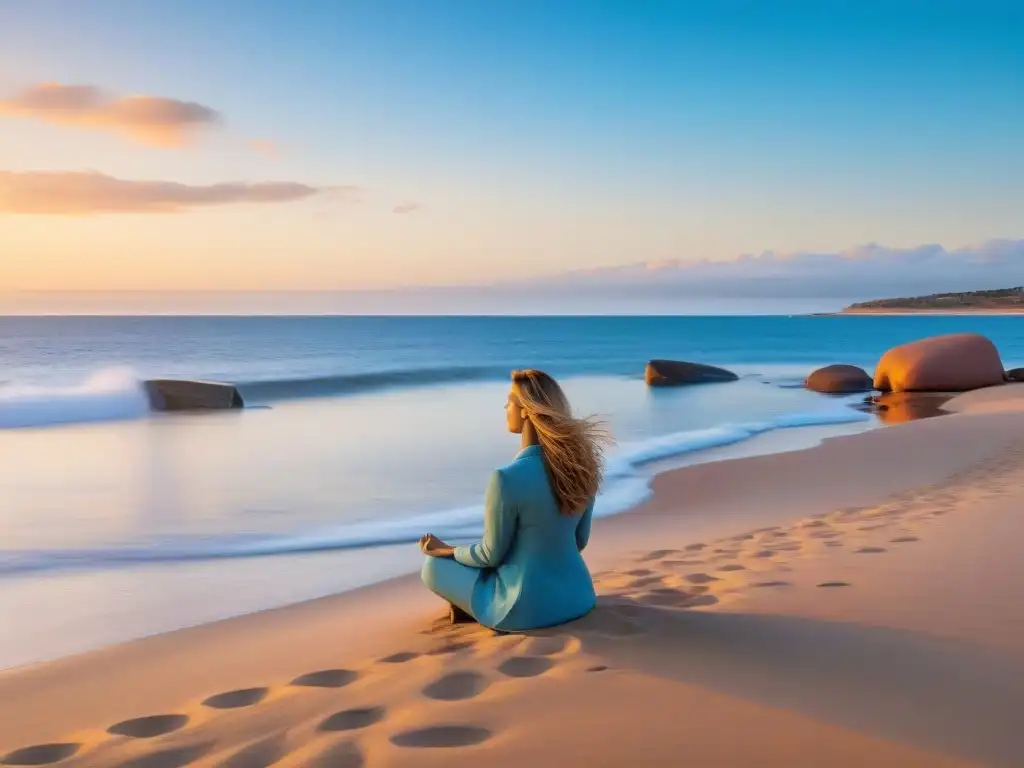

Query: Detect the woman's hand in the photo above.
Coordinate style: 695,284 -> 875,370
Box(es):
419,533 -> 455,558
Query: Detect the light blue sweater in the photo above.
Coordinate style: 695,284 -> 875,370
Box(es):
421,444 -> 596,631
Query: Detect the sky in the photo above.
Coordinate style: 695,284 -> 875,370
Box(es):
1,1 -> 1022,311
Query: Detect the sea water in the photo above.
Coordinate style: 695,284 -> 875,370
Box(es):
1,314 -> 1022,668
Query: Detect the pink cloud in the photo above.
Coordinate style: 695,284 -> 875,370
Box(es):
0,83 -> 220,147
0,170 -> 354,214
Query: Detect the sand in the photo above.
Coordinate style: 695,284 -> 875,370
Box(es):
3,385 -> 1024,766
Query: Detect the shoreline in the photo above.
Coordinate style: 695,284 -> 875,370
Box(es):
0,387 -> 1019,765
815,308 -> 1024,316
0,415 -> 876,673
2,387 -> 1024,749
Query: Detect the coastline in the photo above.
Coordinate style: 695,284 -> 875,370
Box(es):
3,385 -> 1024,765
815,308 -> 1024,316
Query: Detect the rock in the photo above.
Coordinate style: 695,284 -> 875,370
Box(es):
144,379 -> 244,411
644,360 -> 738,387
1006,368 -> 1024,382
873,333 -> 1005,393
805,364 -> 873,394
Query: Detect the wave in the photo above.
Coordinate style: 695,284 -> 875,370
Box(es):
0,368 -> 150,429
0,403 -> 870,576
236,365 -> 509,401
0,365 -> 512,429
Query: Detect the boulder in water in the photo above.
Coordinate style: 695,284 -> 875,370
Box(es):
805,364 -> 873,394
644,360 -> 738,387
873,333 -> 1004,393
144,379 -> 244,411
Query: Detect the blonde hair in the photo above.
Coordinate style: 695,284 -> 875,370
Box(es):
511,369 -> 611,516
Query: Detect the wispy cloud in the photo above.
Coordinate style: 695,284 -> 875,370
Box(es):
392,201 -> 421,214
0,83 -> 220,147
0,171 -> 353,214
518,240 -> 1024,299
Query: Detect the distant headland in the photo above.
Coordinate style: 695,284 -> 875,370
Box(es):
831,287 -> 1024,315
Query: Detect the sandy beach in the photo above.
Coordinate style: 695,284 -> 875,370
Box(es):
3,385 -> 1024,767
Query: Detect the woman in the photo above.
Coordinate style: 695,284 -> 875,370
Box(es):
420,369 -> 610,631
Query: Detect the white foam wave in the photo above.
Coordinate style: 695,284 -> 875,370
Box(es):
0,403 -> 870,575
0,368 -> 150,429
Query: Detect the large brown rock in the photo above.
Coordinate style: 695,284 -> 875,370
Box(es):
645,360 -> 738,387
1006,368 -> 1024,383
144,379 -> 244,411
805,364 -> 873,394
873,333 -> 1004,393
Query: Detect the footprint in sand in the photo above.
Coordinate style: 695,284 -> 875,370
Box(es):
201,688 -> 268,710
498,656 -> 554,678
319,707 -> 386,733
391,725 -> 491,749
817,581 -> 851,588
824,541 -> 844,547
1,743 -> 80,766
291,669 -> 359,688
684,572 -> 720,585
220,734 -> 288,768
379,651 -> 419,664
625,568 -> 655,577
628,574 -> 665,589
309,740 -> 365,768
717,564 -> 746,572
639,549 -> 683,561
683,594 -> 719,608
116,742 -> 213,768
427,640 -> 475,656
752,550 -> 776,558
422,671 -> 488,701
891,536 -> 919,543
751,581 -> 792,588
684,543 -> 706,552
661,559 -> 705,567
521,635 -> 574,657
638,588 -> 691,607
809,531 -> 841,539
587,665 -> 610,673
855,547 -> 887,554
108,714 -> 189,739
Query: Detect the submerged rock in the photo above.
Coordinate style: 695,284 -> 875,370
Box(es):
873,333 -> 1004,393
144,379 -> 244,411
805,364 -> 873,394
644,360 -> 738,387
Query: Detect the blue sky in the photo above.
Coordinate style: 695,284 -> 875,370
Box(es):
1,0 -> 1021,305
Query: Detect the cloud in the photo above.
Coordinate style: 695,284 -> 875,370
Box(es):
0,171 -> 350,214
515,239 -> 1024,301
0,83 -> 220,147
392,201 -> 421,214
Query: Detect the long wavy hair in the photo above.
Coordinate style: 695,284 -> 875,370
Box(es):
510,369 -> 611,515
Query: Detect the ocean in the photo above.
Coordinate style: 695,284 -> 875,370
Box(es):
2,314 -> 1022,669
